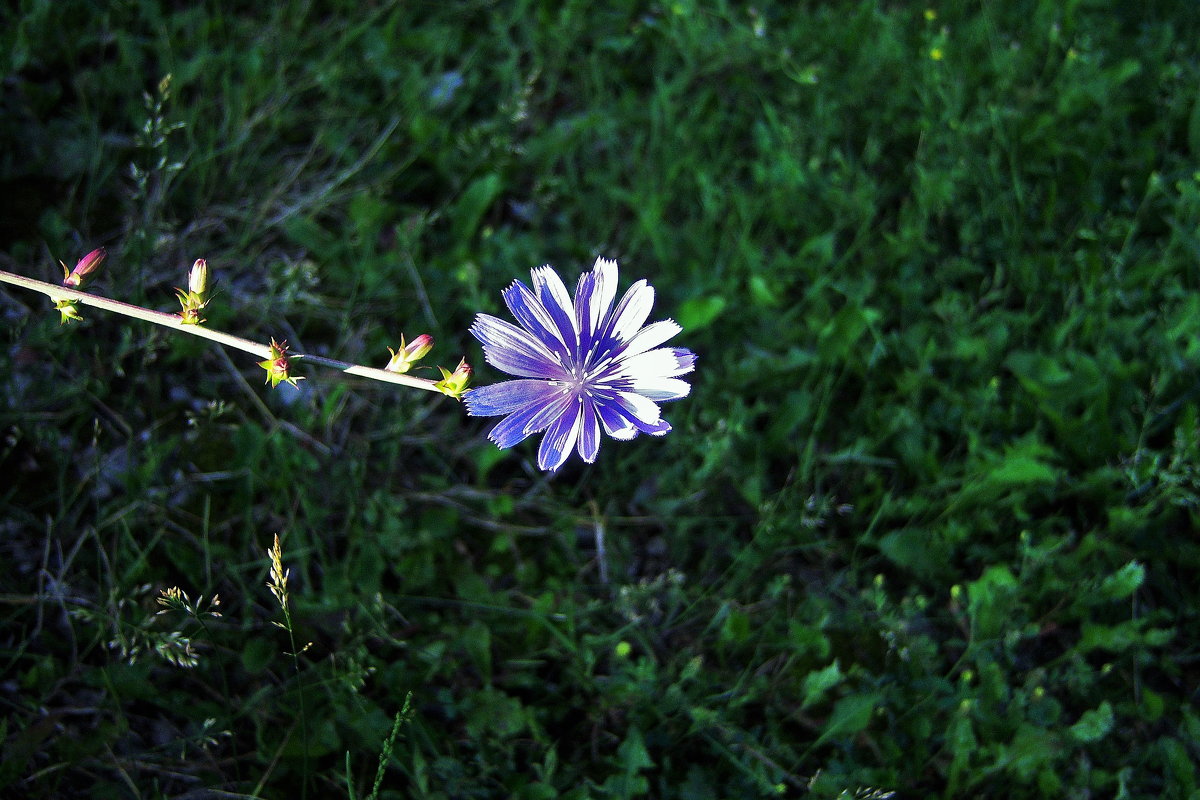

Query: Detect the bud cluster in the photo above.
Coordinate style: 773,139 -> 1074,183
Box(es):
384,334 -> 471,398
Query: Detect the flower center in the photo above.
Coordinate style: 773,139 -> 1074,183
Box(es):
565,364 -> 589,394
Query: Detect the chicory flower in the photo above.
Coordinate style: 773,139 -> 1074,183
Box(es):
464,258 -> 695,471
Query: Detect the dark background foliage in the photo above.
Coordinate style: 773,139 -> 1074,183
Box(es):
2,1 -> 1200,797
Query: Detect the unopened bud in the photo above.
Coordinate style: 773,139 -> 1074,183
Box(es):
62,247 -> 106,288
434,358 -> 472,399
257,338 -> 304,389
385,334 -> 434,374
176,258 -> 211,324
54,247 -> 107,323
188,259 -> 209,295
54,299 -> 84,324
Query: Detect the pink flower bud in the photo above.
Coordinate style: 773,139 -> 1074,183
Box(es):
62,247 -> 106,288
384,334 -> 434,374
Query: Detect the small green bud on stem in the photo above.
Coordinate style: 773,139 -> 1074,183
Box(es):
434,357 -> 472,399
258,338 -> 304,389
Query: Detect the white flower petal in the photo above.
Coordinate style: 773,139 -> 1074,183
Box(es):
613,390 -> 662,426
620,319 -> 682,359
605,280 -> 655,344
592,258 -> 619,327
630,377 -> 691,401
613,347 -> 696,380
575,258 -> 618,344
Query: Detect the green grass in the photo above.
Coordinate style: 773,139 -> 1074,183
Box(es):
3,1 -> 1200,797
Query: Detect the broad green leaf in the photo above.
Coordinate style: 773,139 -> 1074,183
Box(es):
1070,701 -> 1114,743
452,173 -> 502,242
816,691 -> 880,746
1100,561 -> 1145,600
617,727 -> 653,772
801,660 -> 843,709
677,295 -> 726,332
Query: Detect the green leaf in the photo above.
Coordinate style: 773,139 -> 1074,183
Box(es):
815,691 -> 880,746
1005,724 -> 1060,780
988,454 -> 1059,486
1099,561 -> 1145,600
966,565 -> 1019,641
719,607 -> 751,644
604,727 -> 653,797
462,620 -> 493,682
801,660 -> 843,709
878,527 -> 947,580
816,303 -> 881,362
788,621 -> 831,659
241,637 -> 275,674
1189,88 -> 1200,159
677,295 -> 726,332
1070,701 -> 1114,743
1140,688 -> 1164,722
465,687 -> 526,740
452,173 -> 502,242
617,727 -> 653,772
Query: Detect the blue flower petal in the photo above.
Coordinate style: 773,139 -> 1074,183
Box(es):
537,400 -> 582,471
522,391 -> 573,436
464,379 -> 560,417
576,401 -> 601,462
502,280 -> 572,362
471,314 -> 568,379
486,396 -> 559,449
531,265 -> 578,357
596,399 -> 639,440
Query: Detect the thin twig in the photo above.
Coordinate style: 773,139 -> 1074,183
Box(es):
0,269 -> 446,394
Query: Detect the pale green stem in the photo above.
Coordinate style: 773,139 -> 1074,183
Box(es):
0,269 -> 445,394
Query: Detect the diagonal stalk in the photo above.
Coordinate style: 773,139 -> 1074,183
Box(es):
0,269 -> 445,394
